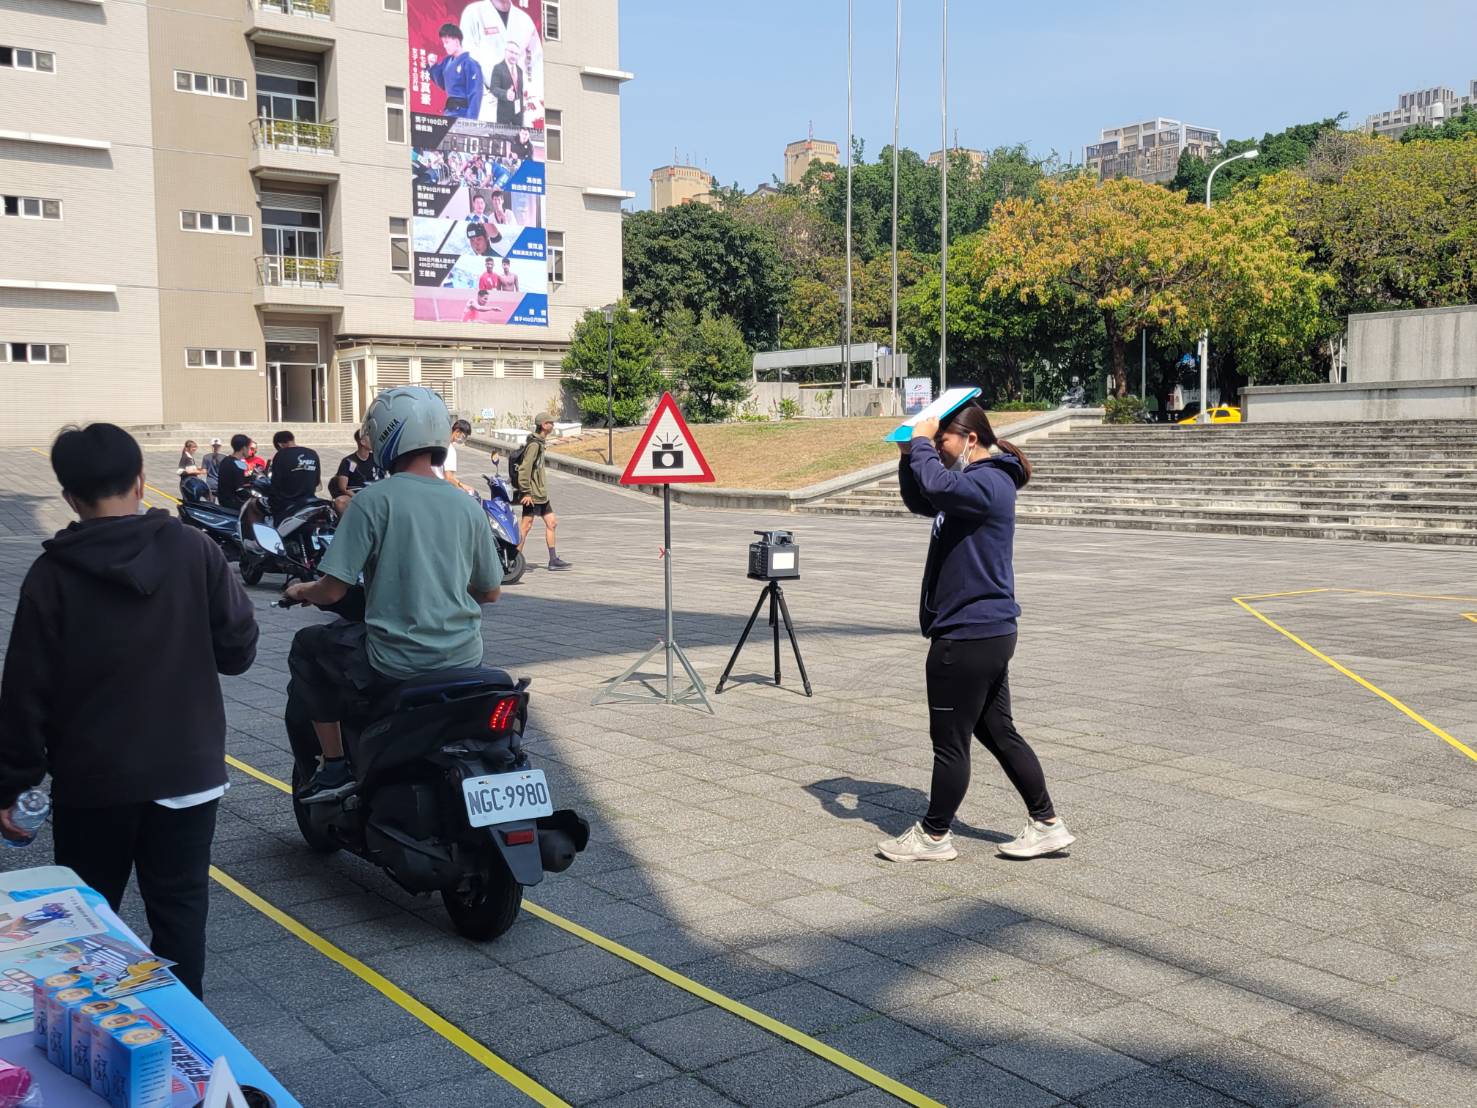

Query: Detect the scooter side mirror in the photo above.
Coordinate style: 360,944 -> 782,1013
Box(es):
253,523 -> 288,557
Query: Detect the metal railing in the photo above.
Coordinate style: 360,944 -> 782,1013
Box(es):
250,117 -> 337,154
256,254 -> 341,288
252,0 -> 333,18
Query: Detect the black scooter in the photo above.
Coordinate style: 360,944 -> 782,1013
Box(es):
239,483 -> 336,586
177,476 -> 241,557
258,524 -> 588,940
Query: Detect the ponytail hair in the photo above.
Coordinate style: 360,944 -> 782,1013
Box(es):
942,401 -> 1032,486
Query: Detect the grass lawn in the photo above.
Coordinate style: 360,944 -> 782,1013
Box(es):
550,412 -> 1037,490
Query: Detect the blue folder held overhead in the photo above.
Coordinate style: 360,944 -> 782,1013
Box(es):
885,387 -> 983,442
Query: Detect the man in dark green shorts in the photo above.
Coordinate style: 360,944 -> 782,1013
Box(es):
515,412 -> 571,570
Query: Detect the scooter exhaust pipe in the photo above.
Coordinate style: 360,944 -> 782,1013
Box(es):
536,810 -> 589,874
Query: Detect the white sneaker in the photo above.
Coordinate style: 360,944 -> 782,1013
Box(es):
877,822 -> 958,863
998,818 -> 1075,858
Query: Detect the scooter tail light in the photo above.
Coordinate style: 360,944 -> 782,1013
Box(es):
488,696 -> 519,732
502,829 -> 535,845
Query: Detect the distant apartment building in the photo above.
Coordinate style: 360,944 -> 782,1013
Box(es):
1084,118 -> 1220,185
0,0 -> 631,435
784,136 -> 840,184
1364,81 -> 1477,138
649,164 -> 715,211
927,147 -> 987,171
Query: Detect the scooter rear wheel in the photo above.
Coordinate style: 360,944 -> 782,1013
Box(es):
290,763 -> 341,855
442,869 -> 522,941
239,554 -> 265,587
501,549 -> 527,586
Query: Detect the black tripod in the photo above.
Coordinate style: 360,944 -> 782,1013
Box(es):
716,579 -> 813,697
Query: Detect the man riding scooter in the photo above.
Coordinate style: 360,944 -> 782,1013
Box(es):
283,387 -> 502,802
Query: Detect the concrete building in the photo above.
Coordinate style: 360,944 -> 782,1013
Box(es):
784,136 -> 840,185
927,147 -> 987,172
1364,81 -> 1477,139
649,164 -> 715,211
0,0 -> 632,438
1084,118 -> 1220,185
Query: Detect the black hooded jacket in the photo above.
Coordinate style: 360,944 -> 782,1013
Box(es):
0,510 -> 258,808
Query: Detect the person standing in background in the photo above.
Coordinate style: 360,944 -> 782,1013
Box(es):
201,438 -> 226,498
0,424 -> 258,997
877,402 -> 1073,863
177,440 -> 203,478
514,413 -> 570,570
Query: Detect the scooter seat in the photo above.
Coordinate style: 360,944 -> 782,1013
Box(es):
376,667 -> 517,713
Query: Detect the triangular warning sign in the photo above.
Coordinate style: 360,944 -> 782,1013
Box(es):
620,392 -> 716,485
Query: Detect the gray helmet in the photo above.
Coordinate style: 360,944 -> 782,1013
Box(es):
364,386 -> 452,472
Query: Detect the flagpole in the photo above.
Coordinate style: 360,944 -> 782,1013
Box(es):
939,0 -> 949,394
843,0 -> 854,418
891,0 -> 901,410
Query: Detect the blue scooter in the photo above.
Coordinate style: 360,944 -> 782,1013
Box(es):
482,462 -> 526,585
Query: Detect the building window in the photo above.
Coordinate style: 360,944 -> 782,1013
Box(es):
180,211 -> 252,234
186,348 -> 257,369
175,70 -> 246,99
542,1 -> 560,40
3,195 -> 62,220
3,343 -> 67,364
0,46 -> 56,72
383,0 -> 403,9
544,108 -> 562,162
546,230 -> 564,288
389,217 -> 410,273
385,86 -> 407,144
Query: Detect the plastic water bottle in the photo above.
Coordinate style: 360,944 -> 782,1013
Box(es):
5,789 -> 50,847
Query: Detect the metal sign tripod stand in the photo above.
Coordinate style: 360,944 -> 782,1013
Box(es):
716,578 -> 813,697
594,484 -> 713,713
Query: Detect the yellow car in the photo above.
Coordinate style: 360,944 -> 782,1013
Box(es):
1178,404 -> 1243,425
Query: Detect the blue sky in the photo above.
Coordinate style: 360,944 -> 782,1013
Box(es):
616,0 -> 1477,206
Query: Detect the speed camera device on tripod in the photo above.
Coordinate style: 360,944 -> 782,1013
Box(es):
748,530 -> 799,581
719,530 -> 812,697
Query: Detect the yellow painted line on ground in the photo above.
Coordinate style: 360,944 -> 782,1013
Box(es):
209,865 -> 567,1107
1330,587 -> 1477,603
144,482 -> 181,504
1233,587 -> 1332,602
226,755 -> 944,1107
1462,613 -> 1477,625
1233,595 -> 1477,765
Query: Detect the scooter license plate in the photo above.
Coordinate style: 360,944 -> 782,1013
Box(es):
462,769 -> 553,828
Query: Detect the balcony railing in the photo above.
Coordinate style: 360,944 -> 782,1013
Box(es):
250,117 -> 337,155
257,254 -> 341,288
252,0 -> 333,18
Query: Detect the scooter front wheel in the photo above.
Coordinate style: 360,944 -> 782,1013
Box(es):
501,549 -> 527,586
442,868 -> 522,940
239,554 -> 265,587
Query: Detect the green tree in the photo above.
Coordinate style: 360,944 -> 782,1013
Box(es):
1170,116 -> 1346,201
1400,104 -> 1477,143
561,303 -> 664,427
664,309 -> 753,422
622,204 -> 788,349
1263,136 -> 1477,317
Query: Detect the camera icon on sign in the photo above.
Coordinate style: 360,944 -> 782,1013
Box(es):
652,436 -> 684,469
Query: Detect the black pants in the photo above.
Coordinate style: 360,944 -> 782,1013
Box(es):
51,800 -> 218,999
922,634 -> 1055,835
285,621 -> 395,768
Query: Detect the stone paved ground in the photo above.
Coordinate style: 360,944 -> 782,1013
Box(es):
0,445 -> 1474,1107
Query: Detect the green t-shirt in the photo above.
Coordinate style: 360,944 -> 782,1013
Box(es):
318,473 -> 501,680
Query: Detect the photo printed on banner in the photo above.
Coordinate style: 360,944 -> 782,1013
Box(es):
408,0 -> 547,326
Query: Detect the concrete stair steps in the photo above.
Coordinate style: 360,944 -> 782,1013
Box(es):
1014,501 -> 1477,530
825,489 -> 1477,516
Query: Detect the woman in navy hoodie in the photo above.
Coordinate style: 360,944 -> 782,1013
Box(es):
878,401 -> 1073,862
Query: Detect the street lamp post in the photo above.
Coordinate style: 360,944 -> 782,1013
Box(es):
601,304 -> 617,465
1198,149 -> 1257,423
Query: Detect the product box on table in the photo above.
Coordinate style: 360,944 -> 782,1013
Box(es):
75,998 -> 124,1085
93,1012 -> 141,1099
48,982 -> 100,1073
106,1023 -> 171,1108
32,971 -> 85,1051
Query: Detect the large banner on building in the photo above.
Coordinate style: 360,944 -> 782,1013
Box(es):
408,0 -> 547,326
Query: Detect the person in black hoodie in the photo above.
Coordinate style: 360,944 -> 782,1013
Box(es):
0,424 -> 258,997
877,401 -> 1073,863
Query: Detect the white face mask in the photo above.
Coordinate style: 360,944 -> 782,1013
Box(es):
952,436 -> 976,471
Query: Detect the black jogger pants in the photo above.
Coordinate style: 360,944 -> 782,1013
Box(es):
922,633 -> 1055,835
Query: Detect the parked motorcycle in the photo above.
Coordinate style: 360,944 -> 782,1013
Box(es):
238,481 -> 336,586
177,476 -> 242,558
258,523 -> 588,940
481,463 -> 527,585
